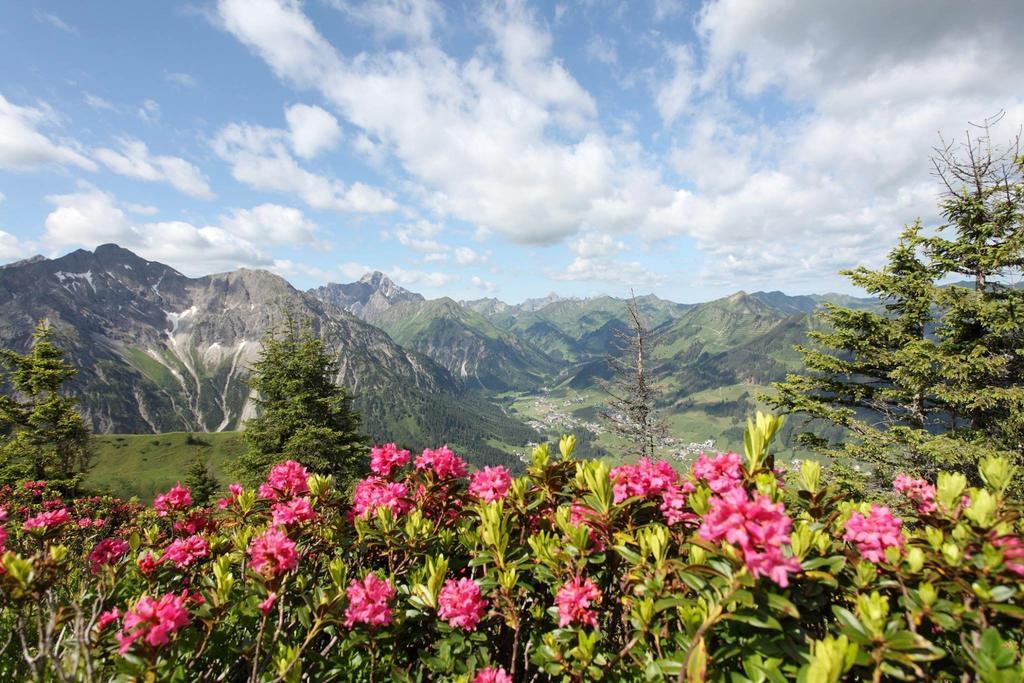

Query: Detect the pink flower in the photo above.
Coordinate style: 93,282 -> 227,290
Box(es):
692,452 -> 744,494
659,485 -> 697,526
345,574 -> 395,629
569,503 -> 606,550
271,497 -> 318,526
96,608 -> 120,631
699,488 -> 800,586
116,591 -> 191,655
153,484 -> 192,516
351,477 -> 410,518
248,528 -> 298,577
474,667 -> 513,683
610,458 -> 679,503
137,552 -> 159,577
173,512 -> 215,536
893,474 -> 937,514
258,461 -> 310,500
217,483 -> 244,509
437,578 -> 488,630
415,446 -> 468,479
468,466 -> 512,503
0,527 -> 6,554
259,592 -> 277,615
370,443 -> 411,477
78,518 -> 92,528
23,507 -> 70,531
843,505 -> 905,563
555,576 -> 601,628
992,535 -> 1024,577
160,535 -> 210,569
22,480 -> 47,494
89,537 -> 130,573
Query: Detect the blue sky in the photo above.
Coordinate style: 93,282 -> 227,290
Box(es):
1,1 -> 1022,303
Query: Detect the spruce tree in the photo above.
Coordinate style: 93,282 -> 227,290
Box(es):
0,321 -> 93,489
235,313 -> 367,487
185,449 -> 219,506
772,120 -> 1023,486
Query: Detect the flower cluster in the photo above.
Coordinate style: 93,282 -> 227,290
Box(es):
610,457 -> 679,503
415,446 -> 468,479
692,452 -> 744,493
88,537 -> 130,572
843,505 -> 905,563
153,484 -> 192,516
468,466 -> 512,503
699,487 -> 800,586
555,576 -> 601,628
160,534 -> 210,569
345,574 -> 395,628
248,528 -> 298,578
271,497 -> 317,526
258,461 -> 310,500
116,592 -> 191,654
474,667 -> 512,683
22,507 -> 70,531
370,442 -> 411,477
351,477 -> 410,518
893,474 -> 937,514
437,578 -> 488,630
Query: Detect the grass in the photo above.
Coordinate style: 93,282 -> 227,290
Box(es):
86,431 -> 245,501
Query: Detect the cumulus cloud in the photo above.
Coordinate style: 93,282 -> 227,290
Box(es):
220,203 -> 326,247
284,103 -> 342,159
213,118 -> 396,213
328,0 -> 444,44
0,94 -> 96,171
655,44 -> 696,125
41,185 -> 277,275
0,230 -> 31,262
94,138 -> 214,199
470,275 -> 496,292
389,265 -> 457,288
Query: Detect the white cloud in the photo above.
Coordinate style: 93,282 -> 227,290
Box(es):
653,0 -> 684,22
454,246 -> 487,266
41,185 -> 275,275
655,44 -> 696,125
389,265 -> 457,288
585,35 -> 618,66
84,93 -> 117,111
470,275 -> 496,292
0,94 -> 96,171
138,99 -> 160,123
165,72 -> 199,88
549,256 -> 665,286
0,230 -> 31,262
220,203 -> 325,247
213,120 -> 397,213
123,202 -> 159,216
94,138 -> 214,199
393,219 -> 446,254
35,11 -> 78,34
328,0 -> 444,44
285,103 -> 342,159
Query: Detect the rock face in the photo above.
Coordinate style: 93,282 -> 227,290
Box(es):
0,245 -> 457,435
309,272 -> 424,324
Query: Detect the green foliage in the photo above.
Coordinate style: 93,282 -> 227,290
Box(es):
184,450 -> 219,506
0,321 -> 92,490
235,313 -> 367,488
771,129 -> 1024,487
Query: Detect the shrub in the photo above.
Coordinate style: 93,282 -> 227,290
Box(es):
0,416 -> 1021,681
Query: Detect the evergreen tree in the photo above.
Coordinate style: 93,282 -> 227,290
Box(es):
185,450 -> 219,506
235,313 -> 367,487
0,321 -> 92,488
772,120 -> 1023,486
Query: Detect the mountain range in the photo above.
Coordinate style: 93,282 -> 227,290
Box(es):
0,244 -> 877,463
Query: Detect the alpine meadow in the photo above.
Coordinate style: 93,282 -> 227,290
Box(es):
1,1 -> 1023,681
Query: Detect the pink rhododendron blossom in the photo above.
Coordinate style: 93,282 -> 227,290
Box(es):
153,484 -> 192,516
692,452 -> 744,494
843,505 -> 905,563
437,578 -> 488,630
993,535 -> 1024,577
0,527 -> 7,554
370,443 -> 411,477
161,535 -> 210,569
893,474 -> 937,514
23,507 -> 70,531
569,502 -> 606,550
96,608 -> 120,631
217,483 -> 244,509
474,667 -> 512,683
258,461 -> 310,500
345,574 -> 395,628
271,497 -> 317,526
137,552 -> 159,577
699,488 -> 801,587
248,528 -> 298,577
610,458 -> 679,503
259,592 -> 277,615
89,537 -> 130,573
351,477 -> 410,518
660,485 -> 697,526
22,480 -> 47,494
117,591 -> 191,654
555,576 -> 601,628
468,466 -> 512,503
78,518 -> 92,528
415,446 -> 468,479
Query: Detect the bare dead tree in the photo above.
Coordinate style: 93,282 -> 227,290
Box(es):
599,291 -> 668,459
